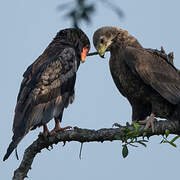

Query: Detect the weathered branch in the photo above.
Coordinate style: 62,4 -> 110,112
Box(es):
13,120 -> 180,180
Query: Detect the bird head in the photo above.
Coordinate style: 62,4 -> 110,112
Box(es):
93,26 -> 121,58
93,26 -> 141,58
56,28 -> 90,63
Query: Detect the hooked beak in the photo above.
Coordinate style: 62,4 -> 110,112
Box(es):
97,44 -> 107,58
81,47 -> 89,63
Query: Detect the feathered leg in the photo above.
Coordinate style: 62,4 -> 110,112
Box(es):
3,128 -> 25,161
40,124 -> 49,136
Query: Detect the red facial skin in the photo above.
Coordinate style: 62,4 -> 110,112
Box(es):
81,47 -> 89,62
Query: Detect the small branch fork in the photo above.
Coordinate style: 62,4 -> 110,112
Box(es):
12,120 -> 180,180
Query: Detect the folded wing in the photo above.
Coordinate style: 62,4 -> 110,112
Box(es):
3,47 -> 77,161
124,47 -> 180,105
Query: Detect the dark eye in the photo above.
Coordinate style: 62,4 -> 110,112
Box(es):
100,38 -> 104,44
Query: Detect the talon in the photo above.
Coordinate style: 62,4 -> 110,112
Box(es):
46,147 -> 51,151
63,141 -> 66,146
126,122 -> 131,126
138,113 -> 156,132
50,126 -> 72,135
112,123 -> 122,128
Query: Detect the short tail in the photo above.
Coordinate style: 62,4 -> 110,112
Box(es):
3,133 -> 24,161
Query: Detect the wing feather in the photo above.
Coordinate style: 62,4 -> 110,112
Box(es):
13,47 -> 77,132
124,47 -> 180,104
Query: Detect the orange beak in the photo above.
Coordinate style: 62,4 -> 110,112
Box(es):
81,47 -> 89,63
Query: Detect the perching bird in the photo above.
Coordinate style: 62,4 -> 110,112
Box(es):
3,28 -> 90,161
93,26 -> 180,131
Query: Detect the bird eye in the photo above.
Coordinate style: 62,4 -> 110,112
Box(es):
100,38 -> 104,44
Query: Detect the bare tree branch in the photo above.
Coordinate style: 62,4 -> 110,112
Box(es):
87,50 -> 110,56
87,51 -> 99,56
13,120 -> 180,180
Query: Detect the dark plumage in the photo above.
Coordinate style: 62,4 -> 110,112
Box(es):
93,26 -> 180,130
3,28 -> 90,161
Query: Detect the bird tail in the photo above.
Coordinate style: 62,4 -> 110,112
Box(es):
3,135 -> 24,161
3,97 -> 34,161
3,119 -> 27,161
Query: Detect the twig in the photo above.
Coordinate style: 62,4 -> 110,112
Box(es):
87,50 -> 110,57
87,51 -> 99,56
12,120 -> 180,180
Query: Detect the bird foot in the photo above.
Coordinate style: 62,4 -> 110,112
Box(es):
39,131 -> 49,136
138,114 -> 157,133
113,122 -> 131,128
49,126 -> 72,135
39,125 -> 49,136
112,123 -> 123,128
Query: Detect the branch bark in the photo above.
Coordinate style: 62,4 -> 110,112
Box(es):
13,120 -> 180,180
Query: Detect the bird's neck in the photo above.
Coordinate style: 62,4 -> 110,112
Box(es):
115,33 -> 143,49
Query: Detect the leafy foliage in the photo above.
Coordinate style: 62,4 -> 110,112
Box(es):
115,122 -> 149,158
57,0 -> 124,28
160,129 -> 180,148
116,124 -> 180,158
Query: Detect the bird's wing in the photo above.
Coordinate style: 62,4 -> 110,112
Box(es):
123,46 -> 180,104
13,47 -> 77,133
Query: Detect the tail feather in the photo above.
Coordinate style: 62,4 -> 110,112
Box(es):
3,136 -> 23,161
3,100 -> 33,161
4,90 -> 34,161
3,122 -> 27,161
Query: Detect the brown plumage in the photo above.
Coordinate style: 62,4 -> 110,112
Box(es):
3,28 -> 90,161
93,26 -> 180,130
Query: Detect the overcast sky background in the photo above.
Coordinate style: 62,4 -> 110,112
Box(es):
1,0 -> 180,179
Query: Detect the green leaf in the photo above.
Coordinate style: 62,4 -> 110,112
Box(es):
165,129 -> 170,138
170,135 -> 180,143
128,143 -> 138,147
137,141 -> 147,147
169,141 -> 177,148
133,122 -> 140,132
123,127 -> 131,134
122,145 -> 129,158
126,131 -> 136,137
140,140 -> 148,143
162,140 -> 177,147
160,140 -> 164,144
114,135 -> 121,140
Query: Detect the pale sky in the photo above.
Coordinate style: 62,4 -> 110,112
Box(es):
1,0 -> 180,179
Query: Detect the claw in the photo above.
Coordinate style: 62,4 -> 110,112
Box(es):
112,123 -> 122,128
126,122 -> 131,126
49,126 -> 72,135
138,113 -> 157,133
63,141 -> 66,146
